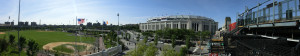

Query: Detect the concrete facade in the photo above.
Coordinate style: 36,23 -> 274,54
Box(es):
139,15 -> 218,34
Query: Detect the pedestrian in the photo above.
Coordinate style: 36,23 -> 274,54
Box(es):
160,48 -> 161,50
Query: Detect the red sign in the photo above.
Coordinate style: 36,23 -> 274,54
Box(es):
229,22 -> 237,31
209,53 -> 218,56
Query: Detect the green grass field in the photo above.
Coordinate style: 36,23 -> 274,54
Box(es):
0,30 -> 95,49
53,44 -> 75,53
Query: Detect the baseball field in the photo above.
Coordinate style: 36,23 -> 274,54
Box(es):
0,30 -> 96,55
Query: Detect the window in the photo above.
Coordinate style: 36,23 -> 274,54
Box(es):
173,24 -> 178,29
180,24 -> 186,29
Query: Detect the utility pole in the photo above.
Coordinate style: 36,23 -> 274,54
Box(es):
17,0 -> 21,56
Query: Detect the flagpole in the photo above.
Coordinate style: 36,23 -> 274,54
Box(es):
75,16 -> 78,55
76,16 -> 77,25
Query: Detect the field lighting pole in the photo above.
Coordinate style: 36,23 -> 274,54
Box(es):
17,0 -> 21,56
117,13 -> 119,45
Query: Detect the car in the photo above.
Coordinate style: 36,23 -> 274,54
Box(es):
158,41 -> 164,44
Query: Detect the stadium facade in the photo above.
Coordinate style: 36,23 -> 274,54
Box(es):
139,15 -> 218,33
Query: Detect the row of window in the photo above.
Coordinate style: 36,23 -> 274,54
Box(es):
140,24 -> 187,30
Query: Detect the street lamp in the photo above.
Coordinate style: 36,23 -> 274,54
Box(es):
117,13 -> 119,45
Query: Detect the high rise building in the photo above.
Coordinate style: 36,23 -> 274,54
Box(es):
87,22 -> 92,27
10,22 -> 14,26
25,22 -> 29,26
31,22 -> 37,26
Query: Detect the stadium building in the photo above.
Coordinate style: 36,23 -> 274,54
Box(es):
139,15 -> 218,33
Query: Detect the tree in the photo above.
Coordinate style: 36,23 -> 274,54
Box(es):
179,47 -> 188,56
0,38 -> 8,53
125,42 -> 148,56
144,36 -> 148,43
171,35 -> 176,48
27,40 -> 39,56
161,45 -> 179,56
154,35 -> 158,45
125,33 -> 128,39
108,31 -> 117,43
155,30 -> 163,39
200,31 -> 211,41
137,34 -> 140,41
198,31 -> 210,47
185,35 -> 191,49
19,36 -> 27,51
142,31 -> 152,43
128,33 -> 131,40
9,34 -> 15,45
121,33 -> 124,38
144,43 -> 158,56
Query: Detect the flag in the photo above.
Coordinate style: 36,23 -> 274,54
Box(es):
78,19 -> 85,24
117,13 -> 119,16
106,21 -> 108,24
9,16 -> 10,19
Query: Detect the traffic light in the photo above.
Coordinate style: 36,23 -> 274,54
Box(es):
221,43 -> 224,46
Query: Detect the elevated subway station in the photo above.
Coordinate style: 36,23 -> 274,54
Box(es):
222,0 -> 300,55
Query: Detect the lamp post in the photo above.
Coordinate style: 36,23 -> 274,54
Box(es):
117,13 -> 119,45
17,0 -> 21,56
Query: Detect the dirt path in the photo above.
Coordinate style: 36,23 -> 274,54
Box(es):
65,45 -> 75,52
0,32 -> 5,34
42,42 -> 93,55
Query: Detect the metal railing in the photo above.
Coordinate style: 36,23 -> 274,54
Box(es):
85,45 -> 122,56
239,0 -> 300,26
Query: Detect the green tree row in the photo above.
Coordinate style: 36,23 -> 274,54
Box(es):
0,35 -> 39,56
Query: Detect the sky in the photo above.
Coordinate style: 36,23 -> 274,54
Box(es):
0,0 -> 283,28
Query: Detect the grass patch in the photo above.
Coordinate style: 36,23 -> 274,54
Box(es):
53,44 -> 74,53
52,44 -> 87,53
69,44 -> 87,52
104,39 -> 117,48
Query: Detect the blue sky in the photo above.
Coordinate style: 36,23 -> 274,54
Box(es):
0,0 -> 281,28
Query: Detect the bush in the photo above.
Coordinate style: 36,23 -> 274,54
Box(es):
9,35 -> 15,45
0,38 -> 8,53
27,40 -> 39,56
19,36 -> 27,51
179,47 -> 188,56
125,42 -> 158,56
